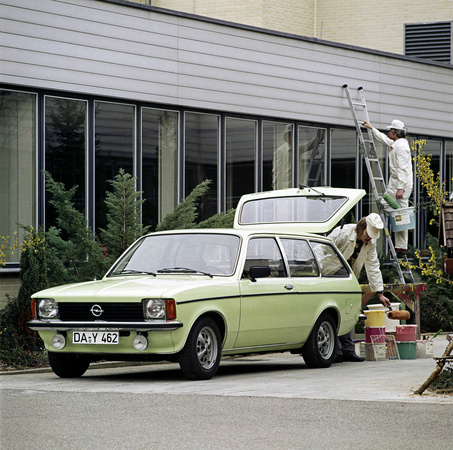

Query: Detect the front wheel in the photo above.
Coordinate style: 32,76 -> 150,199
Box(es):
301,313 -> 337,368
178,317 -> 221,380
48,351 -> 91,378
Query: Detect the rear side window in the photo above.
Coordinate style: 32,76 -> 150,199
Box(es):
310,241 -> 349,277
280,239 -> 319,277
243,237 -> 287,278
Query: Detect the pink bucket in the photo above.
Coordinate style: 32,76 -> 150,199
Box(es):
395,325 -> 417,342
365,326 -> 386,344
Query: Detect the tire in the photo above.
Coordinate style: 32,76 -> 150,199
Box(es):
48,351 -> 91,378
301,313 -> 337,368
178,317 -> 221,380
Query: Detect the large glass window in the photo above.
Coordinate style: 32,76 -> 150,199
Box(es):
262,121 -> 292,191
95,101 -> 135,232
414,138 -> 442,248
297,126 -> 326,187
226,118 -> 256,209
45,97 -> 87,229
142,108 -> 178,230
184,112 -> 219,221
0,90 -> 36,263
447,141 -> 453,200
330,128 -> 357,189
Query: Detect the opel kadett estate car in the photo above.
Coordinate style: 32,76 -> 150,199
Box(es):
28,187 -> 366,380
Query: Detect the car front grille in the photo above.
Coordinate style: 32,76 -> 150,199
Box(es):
58,302 -> 144,322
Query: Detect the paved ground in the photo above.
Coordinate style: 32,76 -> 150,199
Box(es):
1,335 -> 452,404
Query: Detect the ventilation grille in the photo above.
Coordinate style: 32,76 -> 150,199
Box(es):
405,22 -> 452,63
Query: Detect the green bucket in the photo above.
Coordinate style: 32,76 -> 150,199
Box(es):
397,341 -> 417,359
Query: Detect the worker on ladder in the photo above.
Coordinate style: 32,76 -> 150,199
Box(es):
363,119 -> 413,256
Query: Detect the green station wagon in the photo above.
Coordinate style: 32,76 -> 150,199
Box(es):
28,187 -> 366,380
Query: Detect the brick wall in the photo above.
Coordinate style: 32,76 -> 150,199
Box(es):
139,0 -> 453,55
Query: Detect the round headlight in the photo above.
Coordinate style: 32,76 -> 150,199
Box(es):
52,333 -> 66,350
143,299 -> 166,319
38,299 -> 59,319
133,334 -> 148,351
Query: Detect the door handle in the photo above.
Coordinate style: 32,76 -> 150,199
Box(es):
284,284 -> 294,290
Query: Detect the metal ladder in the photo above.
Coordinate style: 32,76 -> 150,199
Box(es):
302,145 -> 323,186
343,84 -> 414,284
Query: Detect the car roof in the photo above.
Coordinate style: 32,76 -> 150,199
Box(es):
233,186 -> 366,234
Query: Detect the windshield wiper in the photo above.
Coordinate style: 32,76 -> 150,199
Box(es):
157,267 -> 213,278
117,269 -> 156,276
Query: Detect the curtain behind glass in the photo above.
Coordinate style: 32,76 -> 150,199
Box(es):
95,101 -> 135,232
0,90 -> 36,263
226,118 -> 256,209
184,112 -> 219,221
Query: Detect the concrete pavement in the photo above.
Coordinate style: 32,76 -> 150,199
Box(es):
1,335 -> 452,404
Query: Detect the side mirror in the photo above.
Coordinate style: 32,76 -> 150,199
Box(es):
249,266 -> 271,282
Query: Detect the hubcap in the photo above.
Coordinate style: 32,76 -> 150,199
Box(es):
317,321 -> 335,359
196,326 -> 218,370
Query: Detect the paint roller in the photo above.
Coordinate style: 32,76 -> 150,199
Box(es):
386,310 -> 410,320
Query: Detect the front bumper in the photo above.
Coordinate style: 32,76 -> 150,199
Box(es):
26,319 -> 183,332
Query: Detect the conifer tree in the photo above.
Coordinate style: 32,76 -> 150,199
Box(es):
17,226 -> 47,350
156,180 -> 211,232
44,171 -> 107,284
195,209 -> 235,228
99,168 -> 150,261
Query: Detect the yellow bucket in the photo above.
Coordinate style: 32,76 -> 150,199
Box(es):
364,310 -> 385,327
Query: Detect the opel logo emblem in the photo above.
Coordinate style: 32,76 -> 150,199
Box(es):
90,304 -> 104,317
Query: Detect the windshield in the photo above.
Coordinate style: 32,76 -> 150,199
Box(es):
239,196 -> 348,224
108,233 -> 241,277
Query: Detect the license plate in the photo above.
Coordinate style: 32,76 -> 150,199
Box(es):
72,331 -> 119,345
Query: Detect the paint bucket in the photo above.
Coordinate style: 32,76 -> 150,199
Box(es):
416,340 -> 434,358
397,341 -> 417,359
364,310 -> 385,327
388,207 -> 415,231
367,303 -> 401,331
395,325 -> 418,342
365,326 -> 385,344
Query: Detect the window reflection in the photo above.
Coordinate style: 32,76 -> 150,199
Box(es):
297,126 -> 326,187
184,112 -> 219,221
0,90 -> 36,263
226,118 -> 256,209
45,97 -> 87,230
263,121 -> 291,191
331,128 -> 357,189
95,101 -> 135,232
142,108 -> 178,230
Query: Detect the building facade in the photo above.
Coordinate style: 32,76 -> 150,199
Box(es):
137,0 -> 453,59
1,0 -> 453,302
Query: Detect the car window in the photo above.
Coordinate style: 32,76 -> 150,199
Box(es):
109,233 -> 240,276
242,237 -> 287,278
280,238 -> 319,277
309,241 -> 349,277
239,196 -> 347,224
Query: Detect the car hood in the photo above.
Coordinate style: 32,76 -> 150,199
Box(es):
234,186 -> 366,234
32,275 -> 230,302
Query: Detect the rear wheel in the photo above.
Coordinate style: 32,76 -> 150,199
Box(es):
178,317 -> 221,380
48,352 -> 91,378
301,313 -> 337,368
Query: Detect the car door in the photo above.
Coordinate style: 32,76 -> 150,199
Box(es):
235,236 -> 299,348
279,237 -> 324,343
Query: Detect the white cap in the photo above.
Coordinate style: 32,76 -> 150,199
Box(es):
366,213 -> 384,240
385,119 -> 405,131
